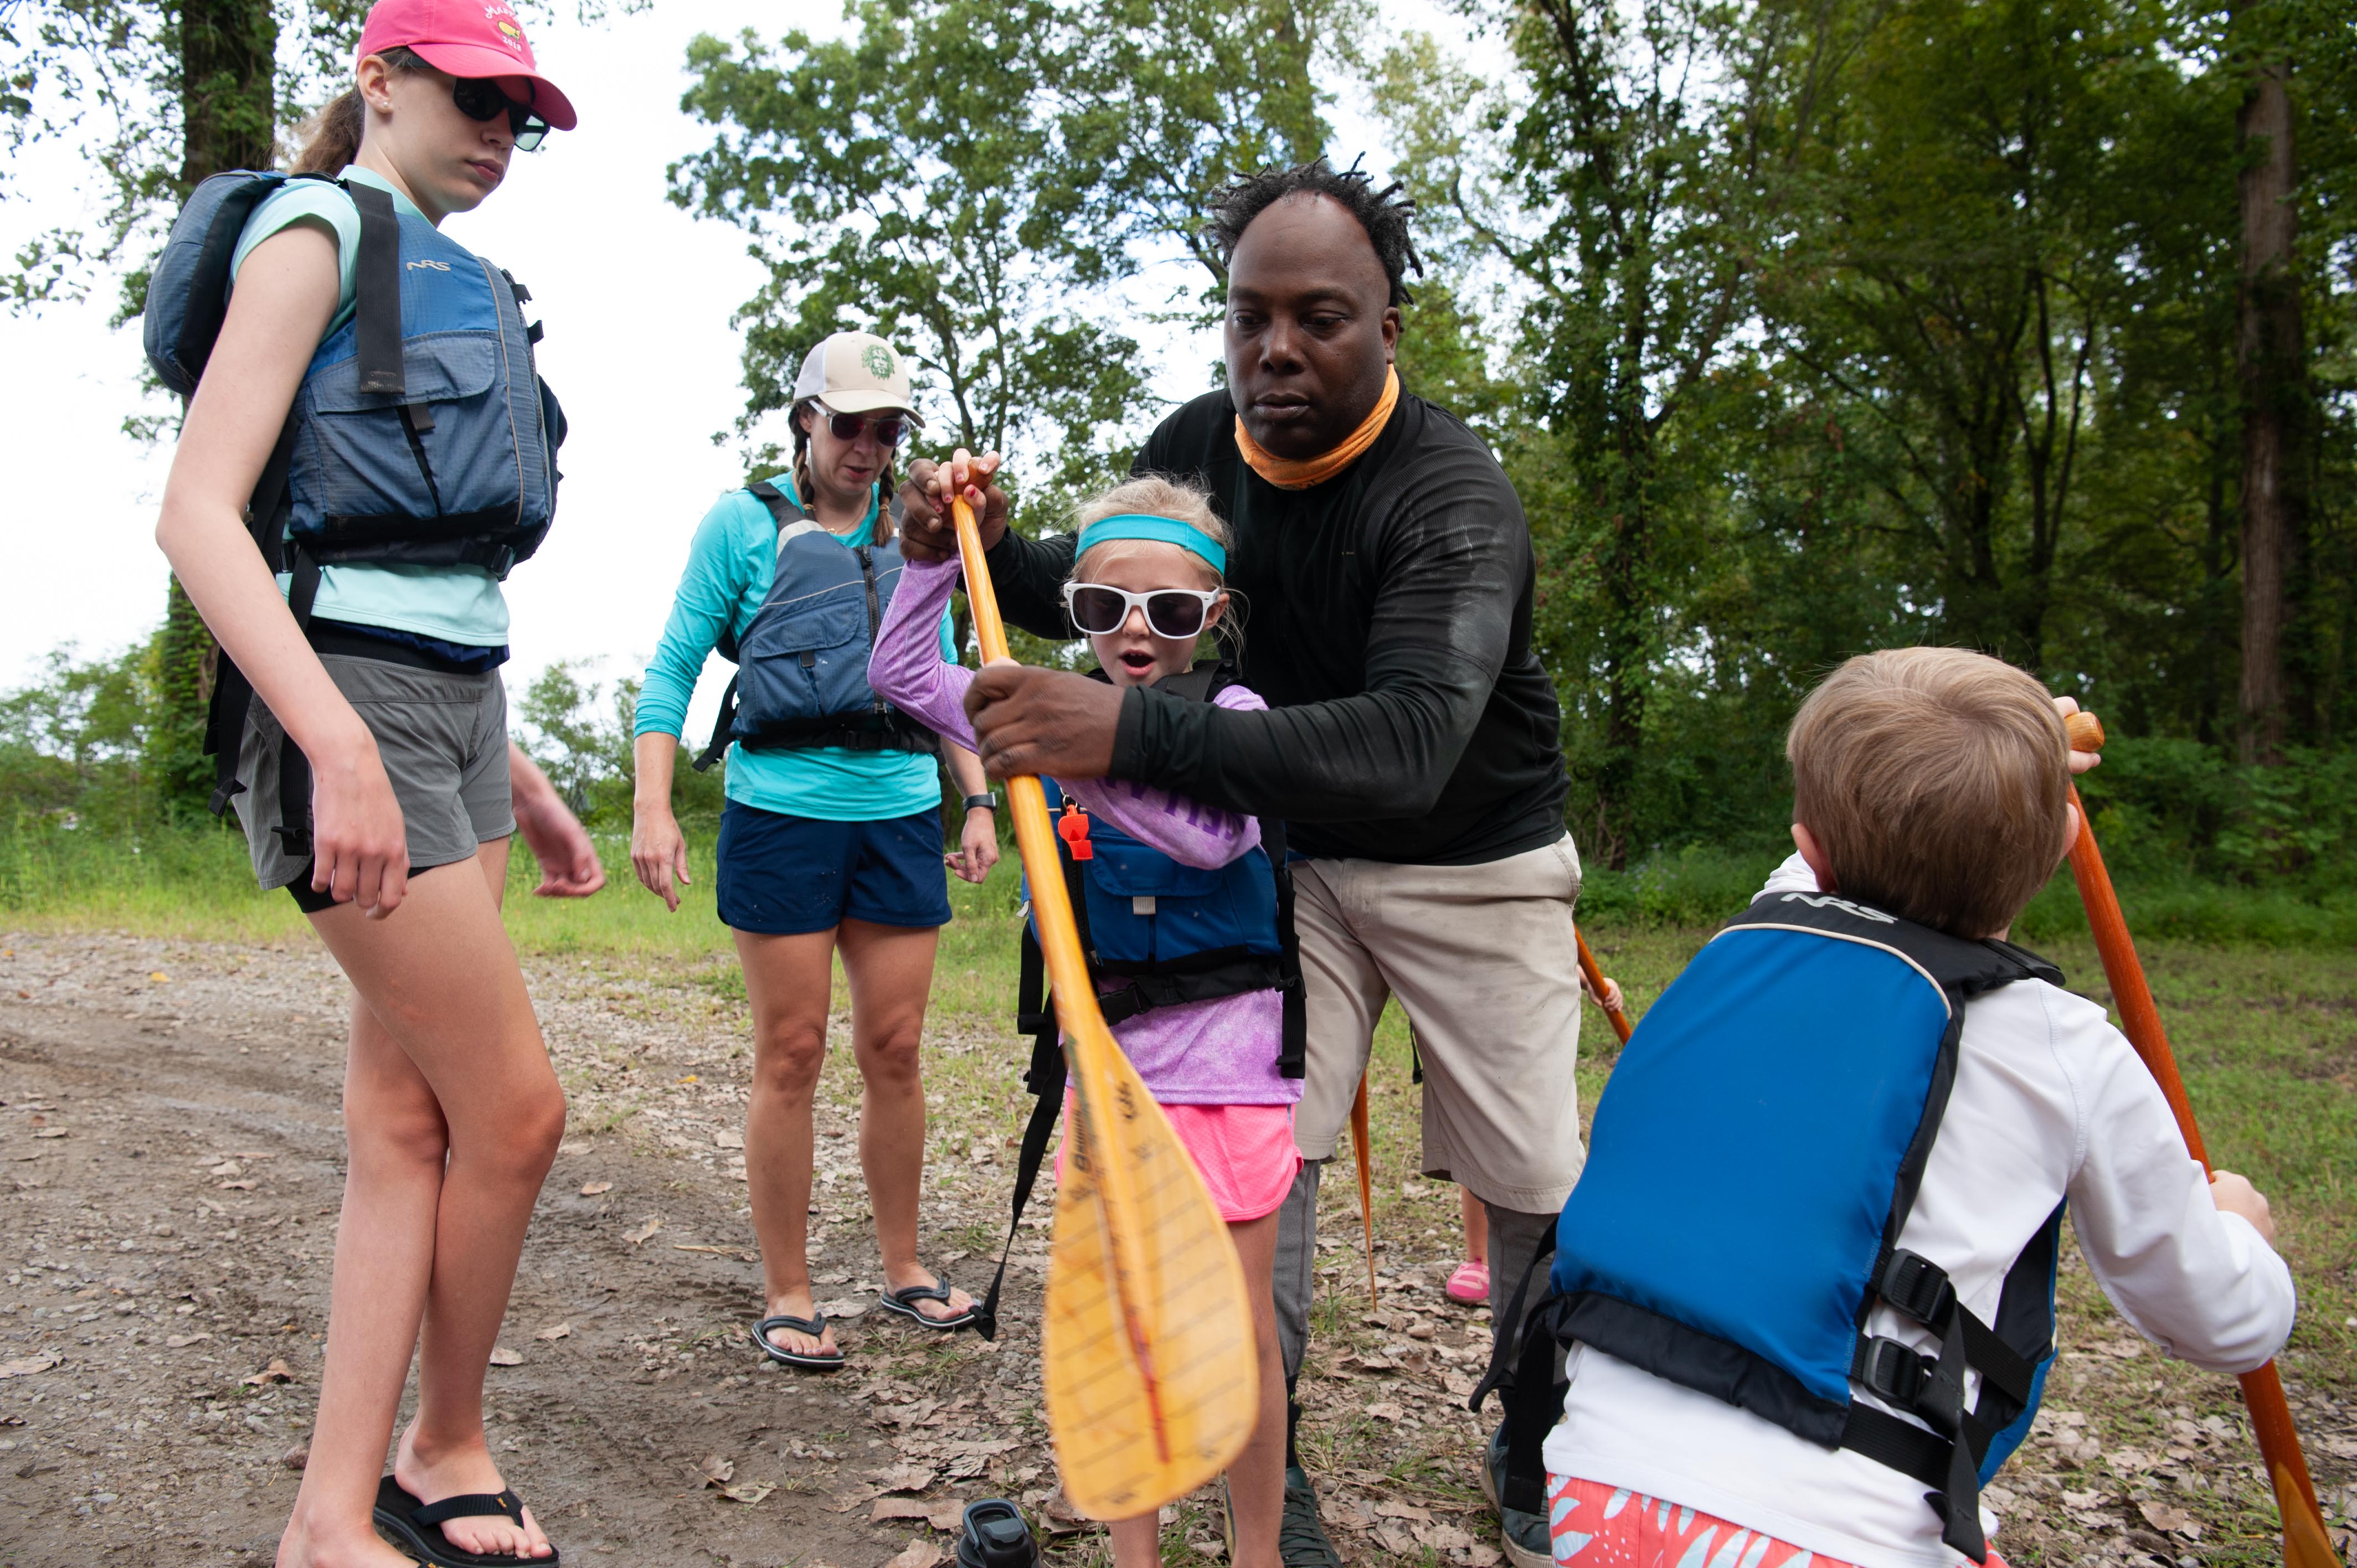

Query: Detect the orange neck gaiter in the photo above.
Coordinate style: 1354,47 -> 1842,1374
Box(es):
1234,367 -> 1399,491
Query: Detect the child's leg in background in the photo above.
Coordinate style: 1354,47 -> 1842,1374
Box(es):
1447,1185 -> 1491,1303
1105,1210 -> 1285,1568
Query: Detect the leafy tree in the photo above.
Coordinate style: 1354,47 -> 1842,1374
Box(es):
668,0 -> 1337,498
1373,0 -> 1867,864
511,659 -> 639,823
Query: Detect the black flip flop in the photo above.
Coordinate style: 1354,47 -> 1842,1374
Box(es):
750,1312 -> 846,1371
878,1277 -> 977,1332
373,1475 -> 557,1567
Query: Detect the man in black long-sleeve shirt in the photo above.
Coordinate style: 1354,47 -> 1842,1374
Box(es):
902,164 -> 1581,1568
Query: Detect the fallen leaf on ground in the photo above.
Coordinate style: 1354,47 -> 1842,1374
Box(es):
716,1480 -> 775,1504
1466,1546 -> 1502,1567
2139,1501 -> 2200,1538
714,1129 -> 744,1149
218,1179 -> 256,1190
241,1359 -> 294,1386
1373,1500 -> 1433,1524
579,1181 -> 613,1196
873,1463 -> 935,1493
872,1497 -> 935,1524
165,1333 -> 211,1349
487,1346 -> 524,1367
673,1244 -> 757,1260
2060,1488 -> 2104,1510
534,1322 -> 571,1342
0,1356 -> 56,1379
1363,1401 -> 1406,1422
1413,1523 -> 1473,1551
149,972 -> 169,982
32,1128 -> 65,1139
624,1216 -> 662,1246
885,1540 -> 944,1568
817,1296 -> 872,1319
280,1444 -> 308,1471
1039,1487 -> 1089,1535
698,1453 -> 735,1484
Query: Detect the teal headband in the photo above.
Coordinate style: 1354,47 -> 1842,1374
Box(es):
1074,514 -> 1226,576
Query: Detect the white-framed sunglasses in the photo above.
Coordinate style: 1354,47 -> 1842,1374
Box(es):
1062,582 -> 1222,639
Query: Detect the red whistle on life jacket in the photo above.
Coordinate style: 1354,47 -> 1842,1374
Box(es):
1058,801 -> 1094,861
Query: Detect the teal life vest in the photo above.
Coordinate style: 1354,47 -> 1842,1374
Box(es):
1481,891 -> 2066,1564
694,481 -> 939,768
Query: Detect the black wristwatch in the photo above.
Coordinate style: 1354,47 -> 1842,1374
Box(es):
962,792 -> 998,813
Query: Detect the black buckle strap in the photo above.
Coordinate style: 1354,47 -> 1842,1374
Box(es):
1853,1335 -> 1933,1407
1876,1249 -> 1957,1327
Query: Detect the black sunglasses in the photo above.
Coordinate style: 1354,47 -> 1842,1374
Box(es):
822,412 -> 907,448
451,76 -> 550,152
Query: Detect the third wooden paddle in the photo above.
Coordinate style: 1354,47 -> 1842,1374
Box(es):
2062,708 -> 2339,1568
951,497 -> 1258,1519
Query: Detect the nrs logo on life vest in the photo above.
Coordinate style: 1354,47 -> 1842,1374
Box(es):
406,259 -> 451,272
1778,890 -> 1897,924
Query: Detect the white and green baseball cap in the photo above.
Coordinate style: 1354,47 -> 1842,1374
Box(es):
794,331 -> 924,425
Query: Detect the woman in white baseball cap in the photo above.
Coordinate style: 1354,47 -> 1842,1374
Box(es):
632,331 -> 1001,1374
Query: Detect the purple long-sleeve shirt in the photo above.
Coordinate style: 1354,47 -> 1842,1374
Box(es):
869,556 -> 1298,1107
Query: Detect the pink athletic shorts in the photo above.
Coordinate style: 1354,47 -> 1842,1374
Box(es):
1058,1092 -> 1300,1224
1545,1476 -> 2013,1567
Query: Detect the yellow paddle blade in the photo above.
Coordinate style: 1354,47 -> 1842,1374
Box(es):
2275,1462 -> 2344,1568
948,496 -> 1259,1520
1045,1008 -> 1259,1518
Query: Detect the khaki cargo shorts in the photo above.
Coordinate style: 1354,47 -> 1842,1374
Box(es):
1291,834 -> 1588,1215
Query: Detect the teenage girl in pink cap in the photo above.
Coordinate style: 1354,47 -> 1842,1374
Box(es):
153,3 -> 583,1564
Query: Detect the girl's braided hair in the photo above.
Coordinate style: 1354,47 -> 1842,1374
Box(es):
1203,157 -> 1423,307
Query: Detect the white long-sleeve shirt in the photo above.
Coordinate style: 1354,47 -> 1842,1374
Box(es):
1543,853 -> 2296,1568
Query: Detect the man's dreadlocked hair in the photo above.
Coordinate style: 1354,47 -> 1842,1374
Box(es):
1204,157 -> 1424,307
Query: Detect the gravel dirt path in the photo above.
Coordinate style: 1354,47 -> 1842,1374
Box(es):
0,930 -> 2348,1567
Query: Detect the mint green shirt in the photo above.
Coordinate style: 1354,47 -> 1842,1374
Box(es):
229,164 -> 508,647
636,483 -> 957,822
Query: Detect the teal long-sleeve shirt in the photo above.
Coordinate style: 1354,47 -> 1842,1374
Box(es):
636,484 -> 957,822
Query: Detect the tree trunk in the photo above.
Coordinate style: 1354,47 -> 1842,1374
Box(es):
2234,50 -> 2305,766
155,0 -> 281,818
178,0 -> 280,187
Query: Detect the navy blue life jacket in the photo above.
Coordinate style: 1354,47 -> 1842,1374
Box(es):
1481,891 -> 2066,1564
972,661 -> 1306,1341
143,169 -> 564,852
693,481 -> 939,770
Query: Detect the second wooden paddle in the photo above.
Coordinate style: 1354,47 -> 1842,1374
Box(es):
2062,708 -> 2339,1568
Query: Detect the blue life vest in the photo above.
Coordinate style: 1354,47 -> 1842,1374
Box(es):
973,661 -> 1305,1343
694,481 -> 938,768
143,169 -> 563,848
1484,891 -> 2065,1564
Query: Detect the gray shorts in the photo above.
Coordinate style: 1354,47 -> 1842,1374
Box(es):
234,654 -> 515,897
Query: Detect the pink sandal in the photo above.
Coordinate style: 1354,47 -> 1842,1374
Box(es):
1444,1259 -> 1490,1304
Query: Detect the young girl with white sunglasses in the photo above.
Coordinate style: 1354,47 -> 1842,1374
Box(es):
868,472 -> 1297,1568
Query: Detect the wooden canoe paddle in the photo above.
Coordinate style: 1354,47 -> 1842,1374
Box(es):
2061,708 -> 2340,1568
1576,927 -> 1633,1045
951,497 -> 1258,1520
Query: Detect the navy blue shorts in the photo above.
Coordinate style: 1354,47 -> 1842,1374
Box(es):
714,802 -> 953,936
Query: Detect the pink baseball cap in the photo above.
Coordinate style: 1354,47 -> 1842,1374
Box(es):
355,0 -> 579,131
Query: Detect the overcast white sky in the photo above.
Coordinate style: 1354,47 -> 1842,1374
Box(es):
0,0 -> 1458,742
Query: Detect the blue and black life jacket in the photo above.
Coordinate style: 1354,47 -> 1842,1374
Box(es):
1480,890 -> 2066,1564
974,660 -> 1306,1339
143,169 -> 564,852
692,480 -> 939,770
